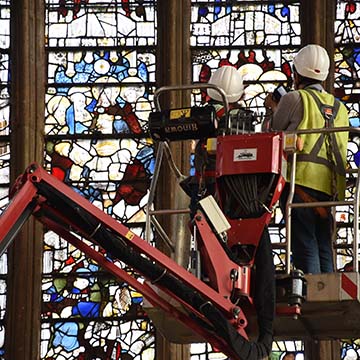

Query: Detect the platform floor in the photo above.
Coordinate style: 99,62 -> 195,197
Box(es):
273,272 -> 360,340
146,272 -> 360,342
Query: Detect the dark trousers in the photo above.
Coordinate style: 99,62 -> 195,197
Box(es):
280,185 -> 334,274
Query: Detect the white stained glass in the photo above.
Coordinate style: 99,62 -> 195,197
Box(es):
0,165 -> 9,185
117,12 -> 136,37
137,21 -> 156,40
264,13 -> 281,34
0,254 -> 7,274
48,23 -> 68,39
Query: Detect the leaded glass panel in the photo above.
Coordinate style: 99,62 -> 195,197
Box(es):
190,2 -> 301,47
43,1 -> 157,358
46,49 -> 155,136
334,1 -> 360,270
190,1 -> 302,359
44,138 -> 154,222
336,1 -> 360,358
46,0 -> 157,47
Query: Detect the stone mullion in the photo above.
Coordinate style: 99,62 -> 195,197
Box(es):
155,0 -> 192,359
6,0 -> 45,359
300,0 -> 336,92
301,1 -> 339,359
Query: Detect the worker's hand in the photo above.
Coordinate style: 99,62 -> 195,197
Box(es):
264,93 -> 278,112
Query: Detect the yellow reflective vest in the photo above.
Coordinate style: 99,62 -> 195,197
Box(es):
295,89 -> 349,200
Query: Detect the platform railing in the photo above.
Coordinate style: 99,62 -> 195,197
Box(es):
145,84 -> 229,245
283,127 -> 360,274
146,96 -> 360,277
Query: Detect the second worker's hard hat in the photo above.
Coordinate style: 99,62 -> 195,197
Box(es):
293,44 -> 330,81
207,65 -> 244,103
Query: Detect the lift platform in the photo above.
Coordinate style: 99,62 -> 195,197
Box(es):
144,271 -> 360,342
273,272 -> 360,340
145,85 -> 360,345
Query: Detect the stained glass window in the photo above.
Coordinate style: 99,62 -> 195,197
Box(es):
189,1 -> 302,359
335,2 -> 360,358
0,0 -> 10,204
0,0 -> 10,358
334,0 -> 360,271
190,0 -> 302,276
191,1 -> 300,114
42,1 -> 157,359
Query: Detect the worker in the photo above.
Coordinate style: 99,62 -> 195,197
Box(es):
181,65 -> 255,217
265,44 -> 349,274
180,66 -> 249,218
181,65 -> 275,353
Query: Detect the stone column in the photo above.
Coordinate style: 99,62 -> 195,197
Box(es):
300,0 -> 336,92
6,0 -> 45,359
305,339 -> 341,360
155,0 -> 192,359
301,1 -> 340,359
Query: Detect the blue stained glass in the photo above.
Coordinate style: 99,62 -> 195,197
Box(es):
198,7 -> 208,17
114,119 -> 131,133
46,50 -> 155,136
350,117 -> 360,127
268,4 -> 275,14
138,61 -> 149,82
281,5 -> 290,18
53,322 -> 80,351
214,0 -> 221,20
73,302 -> 100,318
43,1 -> 157,358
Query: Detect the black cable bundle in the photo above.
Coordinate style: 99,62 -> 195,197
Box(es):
219,173 -> 276,219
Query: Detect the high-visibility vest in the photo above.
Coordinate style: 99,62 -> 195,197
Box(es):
295,89 -> 349,199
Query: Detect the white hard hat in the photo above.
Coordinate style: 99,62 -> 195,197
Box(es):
207,66 -> 244,103
293,44 -> 330,81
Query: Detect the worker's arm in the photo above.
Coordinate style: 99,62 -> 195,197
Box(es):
265,90 -> 303,131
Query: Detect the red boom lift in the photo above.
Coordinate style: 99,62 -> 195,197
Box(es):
0,85 -> 305,360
